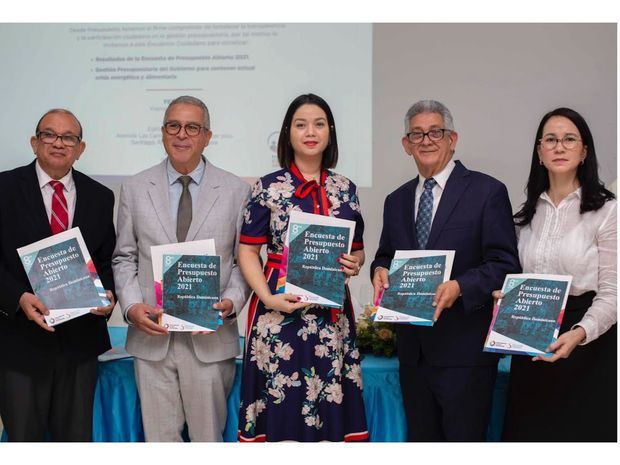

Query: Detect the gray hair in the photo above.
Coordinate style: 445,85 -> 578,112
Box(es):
36,108 -> 83,138
404,100 -> 455,134
163,95 -> 211,130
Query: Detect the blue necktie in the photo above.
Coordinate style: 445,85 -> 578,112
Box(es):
416,177 -> 437,249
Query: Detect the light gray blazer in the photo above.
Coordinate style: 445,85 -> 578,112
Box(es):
112,158 -> 251,362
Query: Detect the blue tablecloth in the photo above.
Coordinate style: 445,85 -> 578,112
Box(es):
3,326 -> 510,442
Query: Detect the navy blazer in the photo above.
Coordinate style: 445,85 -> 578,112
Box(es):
0,161 -> 116,373
371,160 -> 520,367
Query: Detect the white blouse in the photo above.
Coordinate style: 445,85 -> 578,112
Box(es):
518,188 -> 617,344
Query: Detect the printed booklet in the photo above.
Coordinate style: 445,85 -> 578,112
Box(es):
151,239 -> 221,332
17,227 -> 110,326
484,273 -> 572,356
277,211 -> 355,308
374,250 -> 455,325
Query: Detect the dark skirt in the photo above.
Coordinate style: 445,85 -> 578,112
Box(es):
502,291 -> 617,442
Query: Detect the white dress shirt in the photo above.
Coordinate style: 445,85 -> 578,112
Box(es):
518,188 -> 617,344
414,159 -> 456,222
35,160 -> 76,228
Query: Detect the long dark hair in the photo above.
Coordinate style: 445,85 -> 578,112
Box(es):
277,93 -> 338,170
514,107 -> 614,226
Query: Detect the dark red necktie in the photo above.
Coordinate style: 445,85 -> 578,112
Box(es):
49,180 -> 69,234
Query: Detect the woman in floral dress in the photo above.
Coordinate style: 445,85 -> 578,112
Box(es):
237,94 -> 368,442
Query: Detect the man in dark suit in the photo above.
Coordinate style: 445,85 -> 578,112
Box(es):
0,109 -> 116,441
371,100 -> 520,441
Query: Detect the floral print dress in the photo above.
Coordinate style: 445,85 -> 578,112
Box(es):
237,163 -> 368,442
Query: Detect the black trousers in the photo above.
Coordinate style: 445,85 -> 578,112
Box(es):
502,292 -> 617,442
0,356 -> 98,442
399,355 -> 498,441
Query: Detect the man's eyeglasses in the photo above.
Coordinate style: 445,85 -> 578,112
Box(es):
163,122 -> 206,137
36,131 -> 81,147
539,135 -> 582,151
406,128 -> 452,144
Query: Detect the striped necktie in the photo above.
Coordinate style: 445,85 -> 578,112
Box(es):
49,180 -> 69,234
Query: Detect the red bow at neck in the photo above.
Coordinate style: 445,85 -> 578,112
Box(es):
291,163 -> 331,216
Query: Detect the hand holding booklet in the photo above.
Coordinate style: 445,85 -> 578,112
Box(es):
151,239 -> 222,332
484,273 -> 572,357
277,211 -> 355,308
374,250 -> 455,325
17,227 -> 110,326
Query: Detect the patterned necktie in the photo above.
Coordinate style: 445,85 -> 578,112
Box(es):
49,180 -> 68,235
416,177 -> 437,249
177,175 -> 193,242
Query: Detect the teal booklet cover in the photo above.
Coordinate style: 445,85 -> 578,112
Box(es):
279,211 -> 355,308
161,254 -> 222,332
374,250 -> 455,325
484,273 -> 572,357
151,239 -> 220,332
17,227 -> 110,326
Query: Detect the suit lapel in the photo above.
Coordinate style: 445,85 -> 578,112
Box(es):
407,177 -> 419,249
185,160 -> 220,242
147,160 -> 177,243
19,161 -> 53,237
426,161 -> 470,249
72,170 -> 86,229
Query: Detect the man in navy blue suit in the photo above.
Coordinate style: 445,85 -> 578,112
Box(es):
371,100 -> 520,441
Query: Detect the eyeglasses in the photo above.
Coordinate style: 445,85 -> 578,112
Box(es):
539,135 -> 582,150
163,122 -> 206,137
36,131 -> 81,147
406,128 -> 451,144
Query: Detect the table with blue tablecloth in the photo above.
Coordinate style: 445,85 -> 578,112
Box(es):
2,326 -> 510,442
93,327 -> 510,442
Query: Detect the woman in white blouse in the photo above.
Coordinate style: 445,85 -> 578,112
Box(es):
500,107 -> 616,441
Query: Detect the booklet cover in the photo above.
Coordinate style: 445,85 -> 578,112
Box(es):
277,211 -> 355,308
17,227 -> 110,326
374,250 -> 455,326
151,239 -> 221,332
484,273 -> 572,357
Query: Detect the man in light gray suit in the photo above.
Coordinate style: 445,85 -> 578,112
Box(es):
112,95 -> 251,441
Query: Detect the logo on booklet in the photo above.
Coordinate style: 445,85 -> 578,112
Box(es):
491,340 -> 512,349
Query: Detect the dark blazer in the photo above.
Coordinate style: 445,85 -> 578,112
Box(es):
0,161 -> 116,373
371,160 -> 520,367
